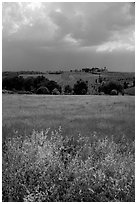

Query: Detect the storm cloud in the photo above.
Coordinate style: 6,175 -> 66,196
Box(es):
2,2 -> 135,72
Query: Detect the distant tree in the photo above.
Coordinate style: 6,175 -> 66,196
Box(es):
99,81 -> 123,95
24,77 -> 34,91
64,85 -> 73,94
73,79 -> 88,95
110,89 -> 118,95
46,80 -> 61,94
133,80 -> 135,87
38,78 -> 50,89
36,86 -> 50,94
33,75 -> 46,89
81,89 -> 87,95
17,76 -> 24,90
52,88 -> 60,95
2,76 -> 24,91
124,81 -> 128,89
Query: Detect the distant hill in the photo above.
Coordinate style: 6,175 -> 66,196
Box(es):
2,70 -> 135,95
2,71 -> 45,78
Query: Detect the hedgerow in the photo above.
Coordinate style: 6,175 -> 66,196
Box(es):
2,127 -> 135,202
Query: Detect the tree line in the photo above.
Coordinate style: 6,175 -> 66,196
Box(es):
2,75 -> 134,95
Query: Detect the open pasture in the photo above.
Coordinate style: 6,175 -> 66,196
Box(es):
3,94 -> 135,142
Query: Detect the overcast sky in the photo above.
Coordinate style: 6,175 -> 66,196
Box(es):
2,2 -> 135,72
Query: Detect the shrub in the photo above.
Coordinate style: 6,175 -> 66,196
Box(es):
52,88 -> 60,95
124,81 -> 128,89
2,76 -> 24,91
46,80 -> 61,94
99,81 -> 123,95
81,89 -> 87,95
133,80 -> 135,87
64,85 -> 73,95
23,77 -> 35,91
110,89 -> 118,95
36,86 -> 50,95
2,90 -> 14,94
3,127 -> 135,202
33,76 -> 46,89
73,79 -> 88,95
17,91 -> 32,94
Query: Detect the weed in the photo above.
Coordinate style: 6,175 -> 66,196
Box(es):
2,127 -> 135,202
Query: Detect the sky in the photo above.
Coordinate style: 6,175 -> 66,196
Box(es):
2,2 -> 135,72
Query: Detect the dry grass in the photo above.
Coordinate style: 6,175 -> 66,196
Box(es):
2,127 -> 135,202
2,95 -> 135,141
2,95 -> 135,201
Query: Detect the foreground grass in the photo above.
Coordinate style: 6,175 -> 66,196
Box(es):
3,127 -> 135,202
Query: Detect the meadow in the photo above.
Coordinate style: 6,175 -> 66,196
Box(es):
3,94 -> 135,141
2,94 -> 135,201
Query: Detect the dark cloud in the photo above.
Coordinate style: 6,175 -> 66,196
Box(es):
2,2 -> 135,72
49,2 -> 135,47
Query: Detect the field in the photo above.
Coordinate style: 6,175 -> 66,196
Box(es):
2,94 -> 135,202
3,94 -> 135,141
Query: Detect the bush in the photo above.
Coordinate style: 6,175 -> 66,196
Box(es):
52,88 -> 60,95
64,85 -> 73,95
133,80 -> 135,87
3,127 -> 135,202
46,80 -> 61,94
2,76 -> 24,91
110,89 -> 118,95
99,81 -> 123,95
33,76 -> 46,89
17,91 -> 32,94
2,75 -> 62,95
73,79 -> 88,95
2,90 -> 14,94
124,81 -> 128,89
24,77 -> 35,91
36,87 -> 50,94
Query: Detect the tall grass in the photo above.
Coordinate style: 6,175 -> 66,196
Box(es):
2,127 -> 135,202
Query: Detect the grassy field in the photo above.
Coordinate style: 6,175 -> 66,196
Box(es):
2,94 -> 135,201
3,94 -> 135,141
3,127 -> 135,202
